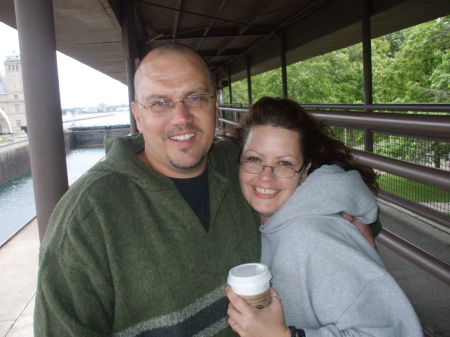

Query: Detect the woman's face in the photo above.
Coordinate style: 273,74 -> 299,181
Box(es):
239,125 -> 305,223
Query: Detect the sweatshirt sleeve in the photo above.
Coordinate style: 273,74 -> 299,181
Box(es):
302,274 -> 423,337
287,221 -> 422,337
34,211 -> 114,337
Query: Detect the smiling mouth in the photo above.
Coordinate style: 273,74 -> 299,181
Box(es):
254,186 -> 278,195
169,133 -> 195,141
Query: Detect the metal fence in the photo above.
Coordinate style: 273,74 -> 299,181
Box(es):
329,127 -> 450,217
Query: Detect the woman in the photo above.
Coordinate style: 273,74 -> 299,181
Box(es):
227,97 -> 422,337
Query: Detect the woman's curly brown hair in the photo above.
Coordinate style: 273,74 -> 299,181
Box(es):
239,97 -> 378,194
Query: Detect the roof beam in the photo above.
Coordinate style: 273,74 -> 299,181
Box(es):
216,0 -> 278,56
135,0 -> 272,33
195,0 -> 228,50
200,48 -> 246,57
156,27 -> 269,41
172,0 -> 182,41
217,1 -> 329,74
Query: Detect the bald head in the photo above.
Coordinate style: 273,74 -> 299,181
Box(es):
134,44 -> 214,101
130,43 -> 218,178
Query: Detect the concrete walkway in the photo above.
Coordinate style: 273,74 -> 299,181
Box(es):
0,219 -> 38,337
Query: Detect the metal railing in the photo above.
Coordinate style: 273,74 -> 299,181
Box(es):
377,229 -> 450,285
217,104 -> 450,286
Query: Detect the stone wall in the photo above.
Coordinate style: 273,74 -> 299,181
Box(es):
0,128 -> 130,184
0,141 -> 30,184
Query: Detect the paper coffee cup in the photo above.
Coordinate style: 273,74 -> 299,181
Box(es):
228,263 -> 272,309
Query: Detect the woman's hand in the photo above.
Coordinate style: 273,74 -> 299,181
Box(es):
226,287 -> 291,337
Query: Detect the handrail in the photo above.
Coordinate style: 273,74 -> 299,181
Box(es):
219,107 -> 250,113
219,106 -> 450,139
377,229 -> 450,285
352,149 -> 450,192
311,110 -> 450,139
220,103 -> 244,107
380,190 -> 450,227
302,103 -> 450,113
217,118 -> 240,127
220,103 -> 450,113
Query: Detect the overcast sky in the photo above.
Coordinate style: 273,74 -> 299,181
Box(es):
0,22 -> 128,109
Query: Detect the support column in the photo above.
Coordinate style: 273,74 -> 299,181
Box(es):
14,0 -> 68,241
362,0 -> 374,152
228,67 -> 233,104
121,0 -> 138,134
280,33 -> 288,98
246,55 -> 252,105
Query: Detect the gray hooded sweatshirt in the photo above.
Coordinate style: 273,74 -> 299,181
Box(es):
260,165 -> 422,337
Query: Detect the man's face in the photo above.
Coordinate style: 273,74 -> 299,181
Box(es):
132,51 -> 217,178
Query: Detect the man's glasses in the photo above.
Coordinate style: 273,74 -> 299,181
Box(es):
240,160 -> 306,179
136,93 -> 215,114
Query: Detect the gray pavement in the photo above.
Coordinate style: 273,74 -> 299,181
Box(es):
0,219 -> 38,337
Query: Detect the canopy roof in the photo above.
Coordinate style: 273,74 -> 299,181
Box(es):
1,0 -> 449,86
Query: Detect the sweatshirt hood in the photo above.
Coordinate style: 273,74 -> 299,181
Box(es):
99,133 -> 231,192
102,133 -> 147,175
94,133 -> 174,191
260,164 -> 378,234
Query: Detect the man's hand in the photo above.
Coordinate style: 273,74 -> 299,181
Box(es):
341,214 -> 377,250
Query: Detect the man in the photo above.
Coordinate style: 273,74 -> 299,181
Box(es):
34,44 -> 261,336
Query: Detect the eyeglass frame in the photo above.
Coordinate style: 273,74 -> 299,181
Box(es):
134,93 -> 216,113
239,159 -> 308,179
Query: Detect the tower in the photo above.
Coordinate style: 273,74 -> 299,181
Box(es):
0,55 -> 27,134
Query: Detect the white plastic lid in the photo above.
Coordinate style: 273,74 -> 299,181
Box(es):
227,263 -> 272,295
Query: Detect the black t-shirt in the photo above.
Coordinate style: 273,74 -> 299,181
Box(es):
171,169 -> 210,231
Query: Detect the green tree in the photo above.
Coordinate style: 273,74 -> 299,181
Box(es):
374,16 -> 450,103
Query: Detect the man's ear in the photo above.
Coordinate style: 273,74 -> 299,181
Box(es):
215,90 -> 220,120
130,101 -> 142,131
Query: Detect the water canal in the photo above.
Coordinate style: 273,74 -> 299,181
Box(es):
0,111 -> 130,246
0,146 -> 106,246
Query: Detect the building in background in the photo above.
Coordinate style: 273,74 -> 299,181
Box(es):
0,55 -> 26,134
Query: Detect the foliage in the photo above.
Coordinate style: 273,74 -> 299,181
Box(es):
288,44 -> 364,104
329,127 -> 365,148
373,16 -> 450,103
227,16 -> 449,105
377,173 -> 450,202
429,142 -> 450,169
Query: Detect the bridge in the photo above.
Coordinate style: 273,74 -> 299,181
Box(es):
0,0 -> 449,336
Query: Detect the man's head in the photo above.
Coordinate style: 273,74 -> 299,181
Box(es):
131,44 -> 218,178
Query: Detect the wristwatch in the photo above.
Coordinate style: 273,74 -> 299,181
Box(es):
288,326 -> 306,337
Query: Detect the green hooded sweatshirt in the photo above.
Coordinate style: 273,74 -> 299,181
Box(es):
34,133 -> 260,337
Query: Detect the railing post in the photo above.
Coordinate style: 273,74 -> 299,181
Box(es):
362,0 -> 374,152
14,0 -> 69,241
246,55 -> 252,105
228,66 -> 233,104
280,33 -> 288,98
